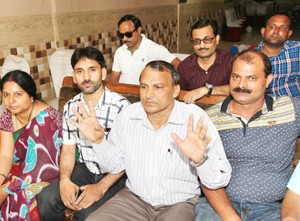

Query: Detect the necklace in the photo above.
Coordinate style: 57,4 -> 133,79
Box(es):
15,101 -> 35,129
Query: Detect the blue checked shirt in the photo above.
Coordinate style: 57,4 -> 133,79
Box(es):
62,86 -> 130,174
257,40 -> 300,97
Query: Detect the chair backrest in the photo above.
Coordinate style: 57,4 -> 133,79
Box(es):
49,50 -> 75,98
58,76 -> 226,113
2,55 -> 30,78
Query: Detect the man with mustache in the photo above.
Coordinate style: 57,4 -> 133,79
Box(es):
69,60 -> 232,221
257,12 -> 300,97
37,47 -> 130,220
109,14 -> 181,85
178,19 -> 234,104
194,49 -> 300,221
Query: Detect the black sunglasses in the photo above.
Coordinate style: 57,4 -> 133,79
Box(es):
117,27 -> 137,39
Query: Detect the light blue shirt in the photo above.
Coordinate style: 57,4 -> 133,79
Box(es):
287,163 -> 300,195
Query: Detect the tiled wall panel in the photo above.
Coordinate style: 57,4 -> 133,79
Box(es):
0,3 -> 225,102
178,1 -> 225,54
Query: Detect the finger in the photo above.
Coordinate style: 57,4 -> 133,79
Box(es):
203,134 -> 211,148
187,114 -> 195,134
77,102 -> 90,119
198,120 -> 208,142
171,132 -> 183,146
71,107 -> 84,122
68,118 -> 80,129
87,100 -> 97,119
195,115 -> 205,136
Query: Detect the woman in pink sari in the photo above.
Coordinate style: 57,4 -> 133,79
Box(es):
0,70 -> 62,221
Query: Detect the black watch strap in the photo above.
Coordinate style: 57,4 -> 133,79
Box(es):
206,83 -> 213,97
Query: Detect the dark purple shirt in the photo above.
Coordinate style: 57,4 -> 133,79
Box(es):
178,49 -> 234,90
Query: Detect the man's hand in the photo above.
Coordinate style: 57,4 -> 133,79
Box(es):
68,101 -> 104,144
59,178 -> 80,210
75,182 -> 108,210
171,114 -> 211,165
183,87 -> 207,104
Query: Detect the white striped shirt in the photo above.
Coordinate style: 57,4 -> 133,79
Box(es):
94,101 -> 231,205
62,87 -> 130,174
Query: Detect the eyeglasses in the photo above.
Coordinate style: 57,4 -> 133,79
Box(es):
117,27 -> 137,39
191,36 -> 215,45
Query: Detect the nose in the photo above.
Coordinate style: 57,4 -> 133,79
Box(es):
146,87 -> 155,98
83,71 -> 91,81
9,94 -> 16,103
199,40 -> 206,47
273,27 -> 280,33
238,77 -> 247,88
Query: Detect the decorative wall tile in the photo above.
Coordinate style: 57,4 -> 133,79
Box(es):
0,3 -> 224,103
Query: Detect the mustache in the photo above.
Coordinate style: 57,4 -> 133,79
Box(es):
198,48 -> 208,51
233,87 -> 252,94
83,80 -> 91,84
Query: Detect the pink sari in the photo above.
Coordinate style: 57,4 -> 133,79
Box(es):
0,107 -> 62,221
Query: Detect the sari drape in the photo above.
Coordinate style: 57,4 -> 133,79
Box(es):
0,107 -> 62,221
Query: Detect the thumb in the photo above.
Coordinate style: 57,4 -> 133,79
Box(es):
171,132 -> 183,146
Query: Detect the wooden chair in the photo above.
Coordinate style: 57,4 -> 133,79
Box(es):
59,76 -> 226,113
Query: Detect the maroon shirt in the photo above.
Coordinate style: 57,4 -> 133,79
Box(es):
178,49 -> 234,90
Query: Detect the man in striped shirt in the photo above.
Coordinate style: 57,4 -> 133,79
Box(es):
195,50 -> 300,221
257,12 -> 300,97
70,60 -> 232,221
37,47 -> 130,220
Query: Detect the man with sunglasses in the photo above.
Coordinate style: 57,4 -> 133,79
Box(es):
109,14 -> 181,85
178,19 -> 234,104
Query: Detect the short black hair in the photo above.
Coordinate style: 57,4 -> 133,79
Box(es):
265,12 -> 292,29
141,60 -> 180,85
191,19 -> 218,38
71,46 -> 106,69
233,49 -> 272,77
0,70 -> 38,100
118,14 -> 142,29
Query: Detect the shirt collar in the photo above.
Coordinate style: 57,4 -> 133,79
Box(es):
134,100 -> 185,130
220,94 -> 274,114
78,86 -> 108,109
257,40 -> 290,57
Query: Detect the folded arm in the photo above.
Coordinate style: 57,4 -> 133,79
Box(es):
183,85 -> 229,104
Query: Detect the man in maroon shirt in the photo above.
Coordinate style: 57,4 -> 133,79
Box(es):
178,19 -> 234,104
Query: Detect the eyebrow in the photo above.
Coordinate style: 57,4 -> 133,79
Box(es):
74,66 -> 98,71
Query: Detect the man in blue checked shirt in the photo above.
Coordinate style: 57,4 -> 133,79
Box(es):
257,12 -> 300,97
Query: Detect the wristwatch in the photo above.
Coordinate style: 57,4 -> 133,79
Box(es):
205,83 -> 213,97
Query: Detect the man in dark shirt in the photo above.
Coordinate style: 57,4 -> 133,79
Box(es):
178,19 -> 234,104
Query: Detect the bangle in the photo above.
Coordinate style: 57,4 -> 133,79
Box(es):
192,154 -> 208,167
0,173 -> 7,179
